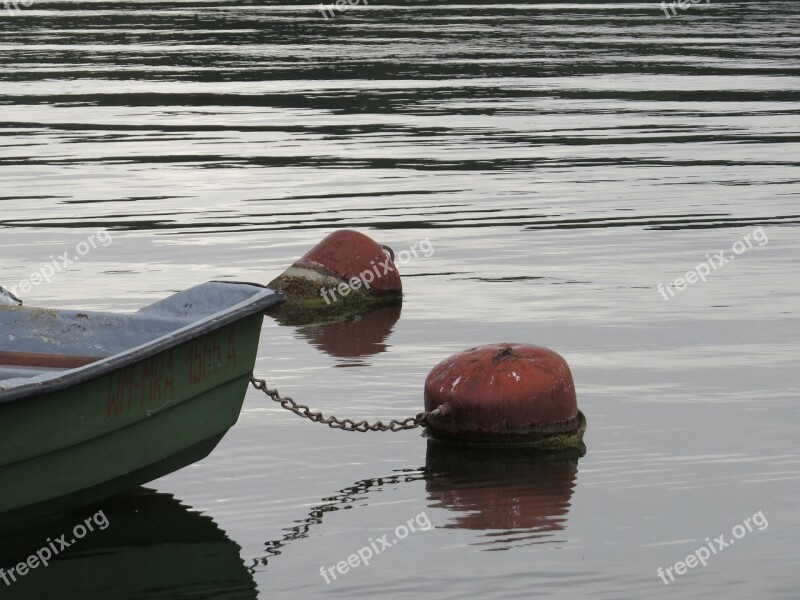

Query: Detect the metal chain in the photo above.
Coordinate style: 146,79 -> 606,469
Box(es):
250,376 -> 442,432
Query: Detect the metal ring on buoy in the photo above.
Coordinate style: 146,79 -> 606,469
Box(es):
380,244 -> 395,262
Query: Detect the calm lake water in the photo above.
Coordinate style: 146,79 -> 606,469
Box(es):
2,1 -> 799,598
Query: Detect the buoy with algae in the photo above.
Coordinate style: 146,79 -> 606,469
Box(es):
266,229 -> 403,325
423,343 -> 586,453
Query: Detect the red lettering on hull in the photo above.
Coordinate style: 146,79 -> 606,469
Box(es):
185,326 -> 238,386
105,350 -> 176,418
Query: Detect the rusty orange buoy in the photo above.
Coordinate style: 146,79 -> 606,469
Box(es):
424,343 -> 586,453
266,229 -> 403,324
293,229 -> 402,296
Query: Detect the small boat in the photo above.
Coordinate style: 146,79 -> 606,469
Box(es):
0,281 -> 284,529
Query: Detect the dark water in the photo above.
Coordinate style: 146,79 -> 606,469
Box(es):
1,1 -> 799,598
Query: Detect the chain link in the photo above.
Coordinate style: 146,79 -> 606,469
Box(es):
250,376 -> 442,432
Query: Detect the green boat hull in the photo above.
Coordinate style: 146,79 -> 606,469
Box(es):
0,282 -> 283,529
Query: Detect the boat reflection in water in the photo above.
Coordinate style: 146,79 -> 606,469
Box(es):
424,440 -> 581,549
290,305 -> 402,367
0,488 -> 256,600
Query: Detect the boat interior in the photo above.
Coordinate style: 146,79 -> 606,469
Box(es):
0,282 -> 274,386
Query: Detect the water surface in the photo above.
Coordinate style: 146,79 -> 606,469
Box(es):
1,1 -> 799,598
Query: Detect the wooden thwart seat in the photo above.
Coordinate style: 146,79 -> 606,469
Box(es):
0,351 -> 103,370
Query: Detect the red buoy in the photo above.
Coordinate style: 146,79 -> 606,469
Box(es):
424,343 -> 586,452
289,229 -> 402,296
266,229 -> 403,324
